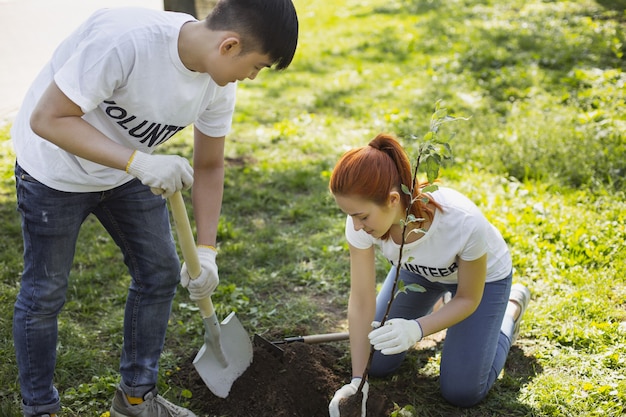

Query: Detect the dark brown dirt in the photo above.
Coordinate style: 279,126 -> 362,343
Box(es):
170,330 -> 540,417
172,341 -> 394,417
338,391 -> 365,417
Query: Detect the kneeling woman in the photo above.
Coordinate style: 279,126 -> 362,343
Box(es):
328,133 -> 530,414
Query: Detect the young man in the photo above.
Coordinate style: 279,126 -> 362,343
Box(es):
10,1 -> 298,416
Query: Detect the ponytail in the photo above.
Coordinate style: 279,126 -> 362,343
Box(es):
367,134 -> 414,211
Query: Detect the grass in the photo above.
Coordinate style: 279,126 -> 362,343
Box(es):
1,0 -> 625,415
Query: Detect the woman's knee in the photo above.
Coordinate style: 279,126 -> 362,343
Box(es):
440,380 -> 486,408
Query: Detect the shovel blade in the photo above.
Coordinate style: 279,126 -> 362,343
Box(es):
193,311 -> 253,398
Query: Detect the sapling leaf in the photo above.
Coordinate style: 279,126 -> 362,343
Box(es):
396,279 -> 406,295
407,228 -> 427,238
401,183 -> 411,195
443,142 -> 453,158
407,214 -> 425,225
405,283 -> 426,293
396,280 -> 427,296
422,184 -> 439,193
425,156 -> 441,184
431,109 -> 448,132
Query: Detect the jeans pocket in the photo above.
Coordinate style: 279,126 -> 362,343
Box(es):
15,163 -> 39,184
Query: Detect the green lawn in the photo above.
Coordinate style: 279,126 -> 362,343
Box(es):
1,0 -> 625,415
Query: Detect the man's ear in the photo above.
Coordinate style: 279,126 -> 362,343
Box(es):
218,36 -> 241,56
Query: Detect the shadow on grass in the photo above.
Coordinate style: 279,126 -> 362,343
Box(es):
595,0 -> 626,13
372,339 -> 543,416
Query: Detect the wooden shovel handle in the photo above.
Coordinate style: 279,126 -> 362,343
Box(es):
300,332 -> 349,344
169,191 -> 215,318
280,332 -> 350,344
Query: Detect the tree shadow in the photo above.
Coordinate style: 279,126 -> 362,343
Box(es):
369,337 -> 543,416
595,0 -> 626,13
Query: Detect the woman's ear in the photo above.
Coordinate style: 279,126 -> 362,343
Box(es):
388,190 -> 401,207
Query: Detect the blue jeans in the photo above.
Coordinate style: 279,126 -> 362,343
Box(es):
13,164 -> 180,417
370,266 -> 513,408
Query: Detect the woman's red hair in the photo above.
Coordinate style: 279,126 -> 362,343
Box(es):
330,133 -> 439,240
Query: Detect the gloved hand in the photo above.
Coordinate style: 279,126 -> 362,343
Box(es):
126,150 -> 194,199
329,377 -> 369,417
368,318 -> 423,355
180,246 -> 219,301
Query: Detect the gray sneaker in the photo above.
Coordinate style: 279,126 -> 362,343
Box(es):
110,386 -> 197,417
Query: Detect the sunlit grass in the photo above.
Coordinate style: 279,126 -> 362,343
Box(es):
0,0 -> 624,415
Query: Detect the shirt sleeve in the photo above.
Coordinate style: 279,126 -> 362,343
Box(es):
458,213 -> 489,261
53,23 -> 128,113
194,82 -> 237,138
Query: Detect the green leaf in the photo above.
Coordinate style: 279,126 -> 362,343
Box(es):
443,142 -> 453,158
425,155 -> 441,184
405,283 -> 426,293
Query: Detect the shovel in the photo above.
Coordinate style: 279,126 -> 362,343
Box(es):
254,331 -> 349,357
168,191 -> 253,398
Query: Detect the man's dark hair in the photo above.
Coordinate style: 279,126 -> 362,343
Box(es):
206,0 -> 299,70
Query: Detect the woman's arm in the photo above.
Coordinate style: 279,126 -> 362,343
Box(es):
347,244 -> 377,378
417,254 -> 487,336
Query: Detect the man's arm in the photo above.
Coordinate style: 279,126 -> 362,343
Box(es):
30,81 -> 134,170
191,126 -> 225,247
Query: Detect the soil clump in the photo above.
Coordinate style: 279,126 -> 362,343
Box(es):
173,342 -> 394,417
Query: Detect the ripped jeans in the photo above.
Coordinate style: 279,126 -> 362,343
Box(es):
13,163 -> 180,417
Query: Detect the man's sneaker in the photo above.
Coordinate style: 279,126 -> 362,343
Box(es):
110,386 -> 197,417
509,283 -> 531,344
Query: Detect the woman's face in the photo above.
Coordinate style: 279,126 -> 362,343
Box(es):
334,193 -> 402,239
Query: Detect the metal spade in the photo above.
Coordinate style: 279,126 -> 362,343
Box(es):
169,191 -> 253,398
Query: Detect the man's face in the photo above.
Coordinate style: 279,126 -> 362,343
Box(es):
211,50 -> 273,86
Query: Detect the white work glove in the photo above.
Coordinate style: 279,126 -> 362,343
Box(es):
329,377 -> 369,417
126,151 -> 194,199
368,318 -> 423,355
180,247 -> 219,301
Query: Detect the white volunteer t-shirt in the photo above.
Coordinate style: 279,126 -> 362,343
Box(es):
12,7 -> 236,192
345,187 -> 512,284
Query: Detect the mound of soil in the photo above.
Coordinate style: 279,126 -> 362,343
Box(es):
170,330 -> 537,417
173,342 -> 394,417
